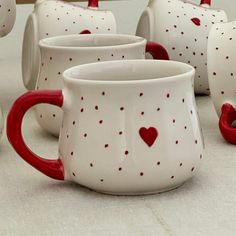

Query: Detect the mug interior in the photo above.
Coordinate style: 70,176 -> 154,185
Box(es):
64,60 -> 194,84
39,34 -> 145,48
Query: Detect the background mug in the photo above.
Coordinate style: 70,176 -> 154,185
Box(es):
34,34 -> 169,136
22,0 -> 117,90
7,60 -> 204,195
0,0 -> 16,37
208,21 -> 236,144
136,0 -> 227,94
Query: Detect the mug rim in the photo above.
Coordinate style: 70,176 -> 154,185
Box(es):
63,59 -> 195,85
39,34 -> 146,50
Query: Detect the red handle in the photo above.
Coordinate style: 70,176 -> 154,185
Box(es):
219,103 -> 236,144
88,0 -> 98,8
200,0 -> 211,6
7,90 -> 65,180
146,41 -> 169,60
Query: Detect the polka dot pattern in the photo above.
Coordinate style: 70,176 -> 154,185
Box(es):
0,0 -> 16,37
136,0 -> 227,94
57,80 -> 203,194
35,35 -> 146,136
22,0 -> 117,90
208,22 -> 236,116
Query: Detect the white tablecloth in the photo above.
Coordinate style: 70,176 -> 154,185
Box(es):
1,59 -> 236,236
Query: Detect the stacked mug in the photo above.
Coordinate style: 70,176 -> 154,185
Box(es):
6,0 -> 214,195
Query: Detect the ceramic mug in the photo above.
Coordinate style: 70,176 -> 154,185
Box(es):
208,21 -> 236,144
22,0 -> 117,90
34,34 -> 169,136
7,59 -> 204,195
136,0 -> 228,94
0,0 -> 16,37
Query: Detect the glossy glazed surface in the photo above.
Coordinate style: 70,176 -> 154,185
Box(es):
136,0 -> 227,94
22,0 -> 117,90
208,21 -> 236,144
59,60 -> 204,194
35,34 -> 168,136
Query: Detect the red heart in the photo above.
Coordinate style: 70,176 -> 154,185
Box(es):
139,127 -> 158,147
191,17 -> 201,26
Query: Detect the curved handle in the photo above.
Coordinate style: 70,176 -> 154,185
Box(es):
200,0 -> 211,6
146,41 -> 169,60
88,0 -> 99,8
219,103 -> 236,144
7,90 -> 65,180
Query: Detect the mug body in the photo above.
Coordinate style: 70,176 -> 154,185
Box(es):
0,0 -> 16,37
208,22 -> 236,116
22,0 -> 117,90
136,0 -> 227,94
36,34 -> 146,136
59,60 -> 204,194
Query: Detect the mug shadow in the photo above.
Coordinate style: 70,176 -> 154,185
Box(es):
29,176 -> 204,201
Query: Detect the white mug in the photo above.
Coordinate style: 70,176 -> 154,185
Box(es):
0,0 -> 16,37
136,0 -> 228,94
34,34 -> 169,136
208,21 -> 236,144
22,0 -> 117,90
7,60 -> 204,195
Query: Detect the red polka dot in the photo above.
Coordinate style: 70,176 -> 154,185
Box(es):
157,161 -> 160,165
95,105 -> 98,110
104,144 -> 109,148
140,172 -> 144,176
99,120 -> 103,124
141,112 -> 144,115
119,131 -> 123,135
118,167 -> 122,171
80,108 -> 84,112
125,150 -> 129,155
221,91 -> 224,95
167,93 -> 170,98
120,107 -> 124,111
139,93 -> 143,97
157,108 -> 160,111
175,140 -> 179,144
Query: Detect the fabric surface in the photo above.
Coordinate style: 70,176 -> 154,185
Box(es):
1,0 -> 236,234
0,60 -> 236,236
